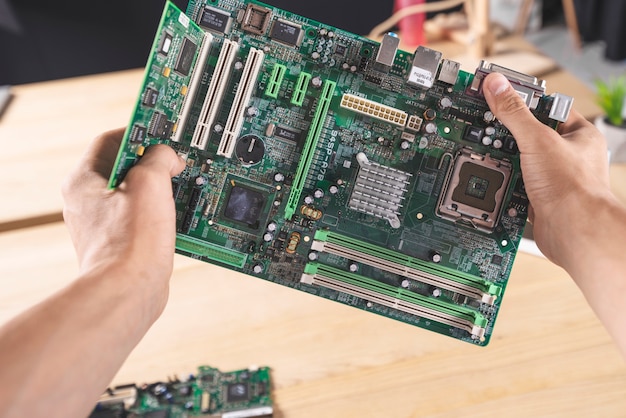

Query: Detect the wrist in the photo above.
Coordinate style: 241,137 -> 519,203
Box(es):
549,189 -> 625,278
77,259 -> 170,321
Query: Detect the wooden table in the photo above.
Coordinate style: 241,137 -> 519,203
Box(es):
1,58 -> 625,416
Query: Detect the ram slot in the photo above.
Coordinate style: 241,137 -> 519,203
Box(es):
313,230 -> 501,305
172,32 -> 214,143
301,263 -> 487,340
218,47 -> 265,158
284,79 -> 336,219
191,39 -> 239,150
176,235 -> 248,269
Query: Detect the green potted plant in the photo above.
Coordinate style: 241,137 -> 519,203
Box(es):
594,74 -> 626,162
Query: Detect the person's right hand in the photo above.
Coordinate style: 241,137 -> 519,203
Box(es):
482,72 -> 611,268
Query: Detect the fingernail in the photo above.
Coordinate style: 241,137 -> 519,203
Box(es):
488,73 -> 510,96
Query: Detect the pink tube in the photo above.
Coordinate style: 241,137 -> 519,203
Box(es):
394,0 -> 426,48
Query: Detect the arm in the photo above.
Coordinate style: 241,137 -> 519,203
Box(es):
483,73 -> 626,357
0,128 -> 185,418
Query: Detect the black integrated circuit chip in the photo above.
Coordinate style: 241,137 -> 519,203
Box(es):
226,383 -> 250,403
223,186 -> 265,228
269,19 -> 303,47
503,135 -> 518,154
148,112 -> 173,139
174,37 -> 197,76
142,87 -> 159,108
275,126 -> 300,143
463,125 -> 483,143
334,44 -> 347,56
130,125 -> 147,143
198,6 -> 232,33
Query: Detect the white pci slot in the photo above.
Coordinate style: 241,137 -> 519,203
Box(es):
190,39 -> 239,150
171,32 -> 214,143
218,47 -> 265,158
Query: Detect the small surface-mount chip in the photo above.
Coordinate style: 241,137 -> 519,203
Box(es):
148,112 -> 173,139
158,31 -> 173,55
269,19 -> 303,47
174,37 -> 197,76
274,126 -> 300,143
198,6 -> 232,34
241,4 -> 272,35
334,44 -> 347,56
130,125 -> 147,143
142,87 -> 159,108
502,135 -> 518,154
463,125 -> 483,143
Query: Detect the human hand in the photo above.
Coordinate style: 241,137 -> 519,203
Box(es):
482,73 -> 611,267
62,128 -> 186,309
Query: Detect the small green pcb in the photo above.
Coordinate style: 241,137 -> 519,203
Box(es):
89,365 -> 273,417
108,1 -> 573,345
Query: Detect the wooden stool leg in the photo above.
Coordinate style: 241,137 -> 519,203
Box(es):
562,0 -> 582,50
515,0 -> 535,35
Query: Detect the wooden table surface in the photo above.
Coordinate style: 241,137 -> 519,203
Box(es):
1,41 -> 625,417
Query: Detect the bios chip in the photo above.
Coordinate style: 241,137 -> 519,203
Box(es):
174,37 -> 197,76
270,19 -> 303,47
197,6 -> 232,34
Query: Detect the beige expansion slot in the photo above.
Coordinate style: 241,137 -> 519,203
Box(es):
340,93 -> 408,127
190,39 -> 239,150
172,32 -> 214,143
218,47 -> 265,158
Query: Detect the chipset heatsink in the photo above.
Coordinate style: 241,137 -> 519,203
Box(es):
348,152 -> 412,229
437,148 -> 512,233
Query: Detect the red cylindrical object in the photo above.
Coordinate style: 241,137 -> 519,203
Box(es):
394,0 -> 426,48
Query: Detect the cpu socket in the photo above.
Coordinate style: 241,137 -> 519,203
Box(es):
437,148 -> 512,233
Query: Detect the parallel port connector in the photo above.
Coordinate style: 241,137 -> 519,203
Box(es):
340,93 -> 407,127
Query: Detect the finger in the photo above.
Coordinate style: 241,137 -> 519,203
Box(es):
80,127 -> 126,179
138,144 -> 186,177
482,72 -> 554,154
557,108 -> 590,135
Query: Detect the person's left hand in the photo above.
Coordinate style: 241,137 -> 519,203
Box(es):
62,128 -> 186,310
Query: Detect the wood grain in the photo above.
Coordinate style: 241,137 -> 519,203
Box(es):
1,223 -> 624,417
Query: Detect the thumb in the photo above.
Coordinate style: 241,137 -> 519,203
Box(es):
483,72 -> 551,154
135,144 -> 186,178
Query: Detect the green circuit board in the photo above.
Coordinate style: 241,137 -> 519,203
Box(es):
109,0 -> 573,345
89,365 -> 273,417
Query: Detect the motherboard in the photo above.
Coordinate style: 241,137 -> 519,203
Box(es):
108,0 -> 572,345
89,365 -> 273,417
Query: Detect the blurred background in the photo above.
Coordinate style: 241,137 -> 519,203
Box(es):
1,0 -> 624,88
